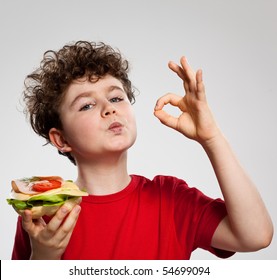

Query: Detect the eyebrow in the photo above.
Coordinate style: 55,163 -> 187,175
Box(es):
70,85 -> 125,108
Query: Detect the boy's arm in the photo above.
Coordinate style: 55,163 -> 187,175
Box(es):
154,57 -> 273,252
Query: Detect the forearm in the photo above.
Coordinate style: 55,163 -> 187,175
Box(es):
202,132 -> 273,249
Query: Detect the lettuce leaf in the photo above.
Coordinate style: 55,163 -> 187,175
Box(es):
7,194 -> 72,211
7,199 -> 28,210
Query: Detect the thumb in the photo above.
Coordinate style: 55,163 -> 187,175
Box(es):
21,210 -> 46,234
154,109 -> 178,130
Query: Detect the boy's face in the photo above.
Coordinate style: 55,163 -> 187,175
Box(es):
54,74 -> 137,163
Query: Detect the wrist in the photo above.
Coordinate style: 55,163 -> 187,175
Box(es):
200,130 -> 227,153
30,251 -> 62,260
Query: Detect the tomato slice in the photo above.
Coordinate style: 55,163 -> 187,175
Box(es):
32,180 -> 62,192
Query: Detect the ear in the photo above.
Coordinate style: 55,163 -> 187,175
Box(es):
49,128 -> 72,153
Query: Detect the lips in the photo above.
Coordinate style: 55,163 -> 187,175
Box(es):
108,122 -> 124,133
109,122 -> 122,129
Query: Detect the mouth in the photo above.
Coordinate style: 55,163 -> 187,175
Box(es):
108,122 -> 124,134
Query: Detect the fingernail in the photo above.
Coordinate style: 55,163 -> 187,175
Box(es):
23,210 -> 31,219
61,206 -> 68,214
182,56 -> 189,65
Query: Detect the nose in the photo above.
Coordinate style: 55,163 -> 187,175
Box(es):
102,102 -> 117,117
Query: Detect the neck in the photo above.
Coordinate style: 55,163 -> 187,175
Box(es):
75,151 -> 131,195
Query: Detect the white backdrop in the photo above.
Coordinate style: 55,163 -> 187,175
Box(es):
1,0 -> 276,260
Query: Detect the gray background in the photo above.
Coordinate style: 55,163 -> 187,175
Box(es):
1,0 -> 276,260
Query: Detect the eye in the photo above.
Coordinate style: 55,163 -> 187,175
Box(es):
110,97 -> 124,103
80,103 -> 94,111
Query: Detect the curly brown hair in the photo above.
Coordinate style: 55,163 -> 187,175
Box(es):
23,41 -> 136,165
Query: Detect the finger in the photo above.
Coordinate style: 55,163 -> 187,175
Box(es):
179,56 -> 196,79
154,93 -> 183,129
46,196 -> 81,233
59,205 -> 81,233
179,56 -> 197,92
169,57 -> 196,93
46,205 -> 71,233
168,61 -> 186,81
21,210 -> 46,235
54,205 -> 81,243
154,93 -> 182,111
196,69 -> 206,101
21,210 -> 34,232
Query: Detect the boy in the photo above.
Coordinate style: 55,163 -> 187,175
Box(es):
11,41 -> 273,260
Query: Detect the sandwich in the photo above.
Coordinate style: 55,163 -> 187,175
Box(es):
7,176 -> 88,219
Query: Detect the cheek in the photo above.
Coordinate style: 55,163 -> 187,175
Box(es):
126,110 -> 137,138
62,116 -> 98,143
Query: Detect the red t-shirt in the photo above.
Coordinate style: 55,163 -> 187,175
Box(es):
11,175 -> 234,259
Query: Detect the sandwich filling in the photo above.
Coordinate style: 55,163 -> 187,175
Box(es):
7,178 -> 88,211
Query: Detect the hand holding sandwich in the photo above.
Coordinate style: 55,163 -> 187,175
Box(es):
22,201 -> 81,260
7,176 -> 88,259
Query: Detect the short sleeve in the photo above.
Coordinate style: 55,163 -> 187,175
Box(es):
171,178 -> 235,259
11,216 -> 31,260
194,198 -> 235,258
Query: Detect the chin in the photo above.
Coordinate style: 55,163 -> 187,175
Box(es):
109,134 -> 136,151
110,142 -> 135,153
